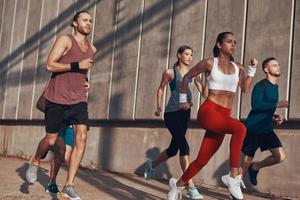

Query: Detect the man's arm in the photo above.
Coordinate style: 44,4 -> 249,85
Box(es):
251,84 -> 277,110
91,44 -> 97,54
46,35 -> 72,72
46,35 -> 93,72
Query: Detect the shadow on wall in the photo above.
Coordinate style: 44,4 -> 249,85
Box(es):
0,0 -> 96,78
98,126 -> 115,171
98,23 -> 127,167
0,0 -> 198,87
212,159 -> 230,187
0,1 -> 99,85
134,147 -> 172,180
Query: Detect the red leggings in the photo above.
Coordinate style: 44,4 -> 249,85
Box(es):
181,100 -> 246,183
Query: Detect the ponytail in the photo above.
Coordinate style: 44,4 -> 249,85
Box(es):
173,61 -> 179,68
213,45 -> 219,58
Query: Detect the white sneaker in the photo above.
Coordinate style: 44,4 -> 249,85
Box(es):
186,187 -> 204,199
167,178 -> 182,200
221,173 -> 245,200
25,157 -> 38,183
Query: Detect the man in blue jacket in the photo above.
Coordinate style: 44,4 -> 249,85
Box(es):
241,57 -> 289,185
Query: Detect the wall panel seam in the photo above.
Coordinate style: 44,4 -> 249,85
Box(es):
16,0 -> 30,119
87,0 -> 97,84
0,0 -> 6,46
237,0 -> 249,119
2,0 -> 17,119
162,0 -> 174,120
30,0 -> 45,119
198,0 -> 208,109
132,0 -> 145,120
107,0 -> 119,120
287,0 -> 296,119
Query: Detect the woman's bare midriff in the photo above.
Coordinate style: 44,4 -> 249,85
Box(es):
206,89 -> 235,109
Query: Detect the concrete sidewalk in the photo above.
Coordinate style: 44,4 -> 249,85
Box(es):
0,156 -> 288,200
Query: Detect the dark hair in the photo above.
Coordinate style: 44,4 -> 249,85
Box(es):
70,10 -> 90,27
173,45 -> 193,68
262,57 -> 276,73
213,32 -> 234,61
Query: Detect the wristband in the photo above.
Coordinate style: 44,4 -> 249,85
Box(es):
71,62 -> 80,72
179,93 -> 187,103
247,65 -> 256,77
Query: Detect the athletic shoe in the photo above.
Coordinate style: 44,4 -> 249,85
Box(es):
248,163 -> 259,185
25,157 -> 38,183
167,178 -> 182,200
186,187 -> 204,199
45,182 -> 60,194
61,185 -> 81,200
144,159 -> 155,180
221,173 -> 245,200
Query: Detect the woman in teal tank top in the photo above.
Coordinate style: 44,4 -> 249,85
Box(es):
144,46 -> 205,199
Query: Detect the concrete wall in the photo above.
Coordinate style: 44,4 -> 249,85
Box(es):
0,0 -> 299,198
0,0 -> 298,121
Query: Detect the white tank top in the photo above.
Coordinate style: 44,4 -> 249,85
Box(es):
207,57 -> 239,93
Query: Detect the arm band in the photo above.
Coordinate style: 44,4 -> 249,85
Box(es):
247,65 -> 256,77
179,93 -> 187,103
71,62 -> 80,72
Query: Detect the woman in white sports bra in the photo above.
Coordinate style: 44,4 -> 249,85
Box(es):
167,32 -> 258,200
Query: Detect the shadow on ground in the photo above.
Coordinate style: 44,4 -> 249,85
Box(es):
16,163 -> 58,200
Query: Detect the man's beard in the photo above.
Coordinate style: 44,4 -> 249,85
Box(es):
270,71 -> 280,77
77,27 -> 90,36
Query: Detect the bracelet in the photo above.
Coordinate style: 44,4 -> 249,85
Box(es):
179,93 -> 187,103
247,65 -> 256,77
71,62 -> 80,72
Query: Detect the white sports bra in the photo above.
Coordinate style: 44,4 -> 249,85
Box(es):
207,57 -> 239,93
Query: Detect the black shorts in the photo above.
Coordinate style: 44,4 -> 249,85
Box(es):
242,131 -> 282,157
45,100 -> 89,133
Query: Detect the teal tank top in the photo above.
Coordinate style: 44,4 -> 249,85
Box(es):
165,66 -> 193,112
